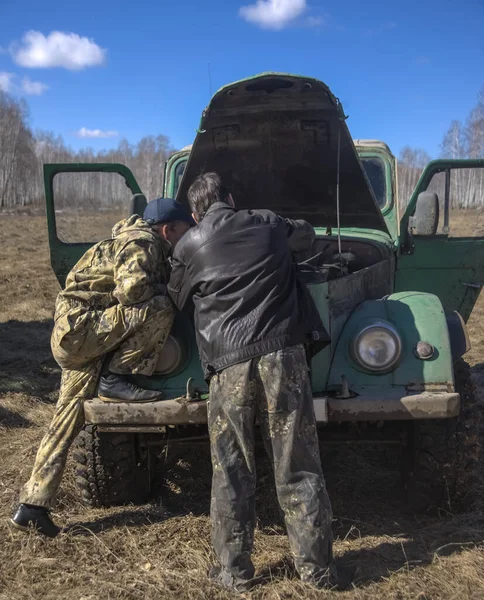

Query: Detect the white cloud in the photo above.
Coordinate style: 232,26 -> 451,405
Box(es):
76,127 -> 119,139
0,71 -> 48,95
0,72 -> 15,93
11,31 -> 106,70
21,77 -> 49,95
239,0 -> 307,30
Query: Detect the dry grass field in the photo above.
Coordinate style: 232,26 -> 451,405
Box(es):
1,211 -> 484,600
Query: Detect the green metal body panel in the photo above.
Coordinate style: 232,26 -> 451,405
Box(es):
395,237 -> 484,321
328,292 -> 453,394
395,159 -> 484,322
307,256 -> 394,392
134,316 -> 208,399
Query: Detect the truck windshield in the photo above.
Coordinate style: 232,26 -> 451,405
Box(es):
173,160 -> 187,199
360,156 -> 387,208
173,155 -> 387,209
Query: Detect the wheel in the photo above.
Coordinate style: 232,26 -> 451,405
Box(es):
73,424 -> 153,507
405,359 -> 481,512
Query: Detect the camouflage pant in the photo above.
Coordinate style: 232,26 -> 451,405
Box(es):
208,344 -> 336,587
19,295 -> 174,508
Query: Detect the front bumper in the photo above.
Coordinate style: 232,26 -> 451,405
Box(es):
325,391 -> 460,421
84,390 -> 460,427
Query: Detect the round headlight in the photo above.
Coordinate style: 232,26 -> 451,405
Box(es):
352,323 -> 402,373
155,335 -> 185,375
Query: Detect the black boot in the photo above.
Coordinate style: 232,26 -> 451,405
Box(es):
10,504 -> 61,538
98,373 -> 164,403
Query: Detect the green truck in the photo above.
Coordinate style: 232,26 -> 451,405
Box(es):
43,73 -> 484,511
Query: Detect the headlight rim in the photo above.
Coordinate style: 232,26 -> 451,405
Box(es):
154,334 -> 187,376
351,321 -> 402,374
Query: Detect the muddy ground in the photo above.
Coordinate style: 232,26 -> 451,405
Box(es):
1,212 -> 484,599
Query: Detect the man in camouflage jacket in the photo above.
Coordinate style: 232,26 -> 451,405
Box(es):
11,198 -> 193,538
168,173 -> 337,592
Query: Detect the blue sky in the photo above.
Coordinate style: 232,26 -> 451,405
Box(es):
0,0 -> 482,158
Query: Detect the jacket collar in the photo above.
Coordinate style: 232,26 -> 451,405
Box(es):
204,201 -> 235,217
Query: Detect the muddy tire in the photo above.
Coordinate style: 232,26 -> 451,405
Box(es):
406,359 -> 481,512
73,424 -> 152,507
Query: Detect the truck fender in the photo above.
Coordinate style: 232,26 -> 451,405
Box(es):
446,310 -> 471,361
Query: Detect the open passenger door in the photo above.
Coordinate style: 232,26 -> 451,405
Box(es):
44,164 -> 143,286
395,159 -> 484,321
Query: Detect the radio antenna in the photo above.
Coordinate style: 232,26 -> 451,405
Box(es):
208,62 -> 212,96
336,126 -> 343,271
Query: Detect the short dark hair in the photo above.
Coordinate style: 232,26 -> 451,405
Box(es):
187,172 -> 230,220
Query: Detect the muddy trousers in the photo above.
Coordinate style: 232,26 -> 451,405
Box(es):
19,296 -> 174,509
208,344 -> 335,586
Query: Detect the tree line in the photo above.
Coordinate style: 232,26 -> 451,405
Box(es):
0,91 -> 173,210
0,85 -> 483,212
397,85 -> 484,210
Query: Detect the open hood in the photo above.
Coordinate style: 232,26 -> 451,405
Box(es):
177,73 -> 389,234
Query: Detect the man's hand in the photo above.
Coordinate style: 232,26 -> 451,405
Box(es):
282,218 -> 316,252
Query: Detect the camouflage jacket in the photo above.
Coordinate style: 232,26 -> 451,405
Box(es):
56,215 -> 171,315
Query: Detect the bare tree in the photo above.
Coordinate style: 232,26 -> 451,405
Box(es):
397,146 -> 431,211
0,90 -> 175,212
441,120 -> 464,159
0,92 -> 37,208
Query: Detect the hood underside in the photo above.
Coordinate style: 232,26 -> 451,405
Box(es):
177,73 -> 389,234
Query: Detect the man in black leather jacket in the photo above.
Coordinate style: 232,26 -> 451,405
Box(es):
168,172 -> 336,592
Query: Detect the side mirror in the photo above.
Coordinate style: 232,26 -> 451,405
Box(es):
409,192 -> 439,236
129,193 -> 148,218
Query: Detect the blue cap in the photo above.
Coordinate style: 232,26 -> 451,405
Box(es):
143,197 -> 195,226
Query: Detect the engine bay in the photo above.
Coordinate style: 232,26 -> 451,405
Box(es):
295,235 -> 392,284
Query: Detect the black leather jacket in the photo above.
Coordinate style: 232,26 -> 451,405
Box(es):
168,202 -> 329,379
